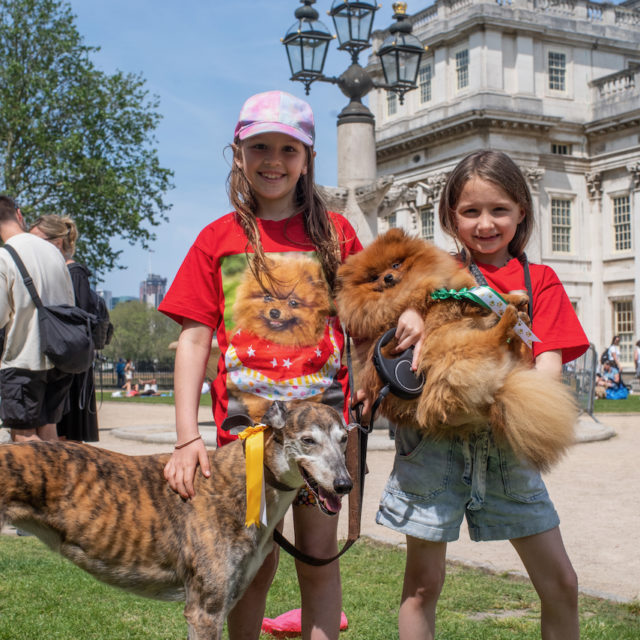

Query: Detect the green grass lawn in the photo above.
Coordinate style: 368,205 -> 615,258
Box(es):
99,390 -> 640,415
593,394 -> 640,413
0,535 -> 637,639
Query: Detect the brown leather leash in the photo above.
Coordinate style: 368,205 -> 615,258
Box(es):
272,333 -> 367,566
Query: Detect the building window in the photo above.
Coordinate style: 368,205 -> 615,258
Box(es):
613,195 -> 632,252
548,51 -> 566,91
613,300 -> 634,364
455,49 -> 469,90
420,206 -> 434,240
386,212 -> 397,229
387,92 -> 397,116
419,64 -> 432,103
551,199 -> 572,252
551,143 -> 572,155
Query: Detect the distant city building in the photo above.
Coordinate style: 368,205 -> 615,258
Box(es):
365,0 -> 640,368
140,273 -> 167,308
96,289 -> 113,311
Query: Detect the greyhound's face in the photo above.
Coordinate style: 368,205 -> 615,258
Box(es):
263,401 -> 352,516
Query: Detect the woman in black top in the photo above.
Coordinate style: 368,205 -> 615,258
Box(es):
30,215 -> 98,441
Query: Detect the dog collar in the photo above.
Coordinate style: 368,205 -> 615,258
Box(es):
263,464 -> 298,493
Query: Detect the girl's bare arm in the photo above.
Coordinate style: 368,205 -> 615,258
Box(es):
163,319 -> 213,499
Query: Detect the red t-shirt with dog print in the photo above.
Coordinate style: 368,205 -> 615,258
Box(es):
476,257 -> 589,364
159,211 -> 362,446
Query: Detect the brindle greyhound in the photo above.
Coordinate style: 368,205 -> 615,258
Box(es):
0,401 -> 352,639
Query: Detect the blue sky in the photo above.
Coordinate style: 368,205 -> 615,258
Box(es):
68,0 -> 429,297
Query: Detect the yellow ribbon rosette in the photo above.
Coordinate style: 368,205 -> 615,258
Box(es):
238,424 -> 268,528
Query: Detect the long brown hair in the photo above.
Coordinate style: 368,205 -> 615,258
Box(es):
439,150 -> 534,263
227,144 -> 341,293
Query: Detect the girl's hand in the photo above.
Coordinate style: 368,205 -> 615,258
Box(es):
351,387 -> 375,426
163,439 -> 211,500
394,308 -> 425,370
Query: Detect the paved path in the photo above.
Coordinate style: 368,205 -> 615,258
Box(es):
4,402 -> 639,603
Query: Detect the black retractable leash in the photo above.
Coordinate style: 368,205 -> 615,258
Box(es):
368,328 -> 426,428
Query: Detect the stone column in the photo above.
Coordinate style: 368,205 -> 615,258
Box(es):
585,171 -> 604,348
627,163 -> 640,338
335,102 -> 391,246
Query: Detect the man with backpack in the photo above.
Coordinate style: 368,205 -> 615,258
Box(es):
0,196 -> 75,442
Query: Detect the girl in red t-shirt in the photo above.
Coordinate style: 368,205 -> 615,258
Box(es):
159,91 -> 361,640
375,150 -> 588,640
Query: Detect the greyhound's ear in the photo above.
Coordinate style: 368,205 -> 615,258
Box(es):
262,401 -> 288,430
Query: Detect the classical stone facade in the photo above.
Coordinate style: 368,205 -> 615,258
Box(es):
364,0 -> 640,368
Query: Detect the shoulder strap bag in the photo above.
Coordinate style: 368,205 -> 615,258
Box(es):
3,244 -> 96,374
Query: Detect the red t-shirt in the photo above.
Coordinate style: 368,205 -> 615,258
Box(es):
476,257 -> 589,364
159,211 -> 362,445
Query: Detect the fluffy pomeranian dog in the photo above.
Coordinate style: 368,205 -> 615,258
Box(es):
227,254 -> 335,420
335,228 -> 577,471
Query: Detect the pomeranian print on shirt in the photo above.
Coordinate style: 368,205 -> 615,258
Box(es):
221,252 -> 343,421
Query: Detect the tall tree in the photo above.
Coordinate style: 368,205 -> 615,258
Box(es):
0,0 -> 173,274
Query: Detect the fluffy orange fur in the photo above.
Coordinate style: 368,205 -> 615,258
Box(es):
335,229 -> 577,471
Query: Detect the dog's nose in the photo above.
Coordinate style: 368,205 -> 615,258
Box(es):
269,309 -> 280,319
334,477 -> 353,495
384,273 -> 395,284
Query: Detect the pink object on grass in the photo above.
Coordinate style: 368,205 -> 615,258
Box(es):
261,608 -> 348,637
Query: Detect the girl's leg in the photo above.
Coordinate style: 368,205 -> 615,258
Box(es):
510,526 -> 579,640
227,523 -> 282,640
399,536 -> 447,640
292,503 -> 341,640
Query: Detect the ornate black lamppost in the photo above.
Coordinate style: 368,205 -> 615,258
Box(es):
283,1 -> 425,117
281,1 -> 426,243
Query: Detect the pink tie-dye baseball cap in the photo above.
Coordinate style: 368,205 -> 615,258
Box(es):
234,90 -> 315,146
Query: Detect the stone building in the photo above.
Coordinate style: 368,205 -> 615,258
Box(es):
366,0 -> 640,367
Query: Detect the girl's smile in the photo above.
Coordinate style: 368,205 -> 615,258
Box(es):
454,176 -> 525,267
235,132 -> 309,220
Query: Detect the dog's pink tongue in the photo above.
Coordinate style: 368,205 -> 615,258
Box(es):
319,488 -> 342,514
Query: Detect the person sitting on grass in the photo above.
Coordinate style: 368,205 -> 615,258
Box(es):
139,378 -> 160,396
595,360 -> 623,399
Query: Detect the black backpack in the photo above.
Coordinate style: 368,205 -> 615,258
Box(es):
90,289 -> 114,350
3,244 -> 95,374
600,348 -> 610,365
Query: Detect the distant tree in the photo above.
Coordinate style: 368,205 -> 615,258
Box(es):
104,301 -> 179,367
0,0 -> 173,275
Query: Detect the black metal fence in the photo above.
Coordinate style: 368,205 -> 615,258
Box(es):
94,358 -> 175,390
562,342 -> 598,419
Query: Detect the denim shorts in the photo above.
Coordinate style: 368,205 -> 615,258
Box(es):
376,426 -> 559,542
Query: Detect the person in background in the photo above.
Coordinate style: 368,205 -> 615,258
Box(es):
116,357 -> 126,389
634,340 -> 640,379
30,214 -> 98,442
595,359 -> 620,399
0,197 -> 75,442
605,335 -> 621,371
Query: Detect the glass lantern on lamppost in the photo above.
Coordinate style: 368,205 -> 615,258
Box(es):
329,0 -> 379,62
282,0 -> 334,95
377,2 -> 425,104
282,0 -> 425,110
